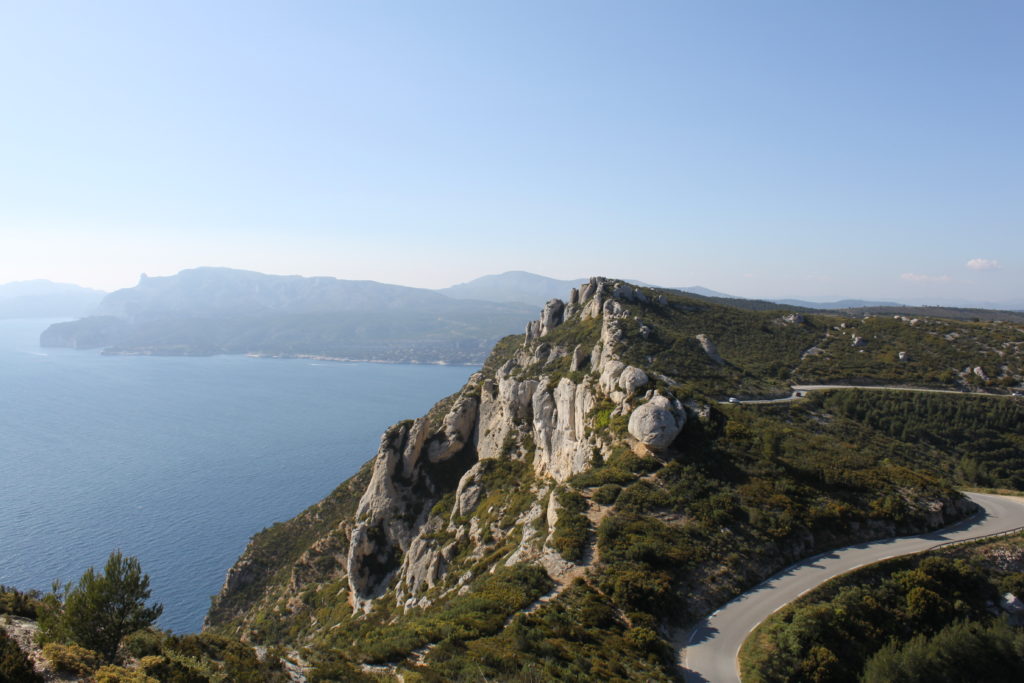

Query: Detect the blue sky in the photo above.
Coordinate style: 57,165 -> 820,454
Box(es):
1,1 -> 1020,304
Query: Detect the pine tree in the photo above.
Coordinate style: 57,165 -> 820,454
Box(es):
40,551 -> 163,662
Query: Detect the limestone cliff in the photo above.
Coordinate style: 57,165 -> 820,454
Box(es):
345,279 -> 704,600
205,277 -> 981,680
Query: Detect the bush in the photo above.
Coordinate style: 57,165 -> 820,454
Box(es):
593,484 -> 622,505
42,642 -> 102,676
550,488 -> 590,562
93,664 -> 159,682
121,629 -> 165,659
861,619 -> 1024,683
0,585 -> 42,619
137,655 -> 167,674
1,629 -> 42,682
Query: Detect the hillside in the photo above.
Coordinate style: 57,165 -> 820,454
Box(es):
39,268 -> 537,364
742,528 -> 1024,682
0,280 -> 105,319
204,278 -> 1022,680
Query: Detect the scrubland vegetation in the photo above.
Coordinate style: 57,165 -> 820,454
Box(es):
741,533 -> 1024,682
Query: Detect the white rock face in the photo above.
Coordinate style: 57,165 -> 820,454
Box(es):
452,462 -> 485,518
696,334 -> 724,364
570,344 -> 588,372
599,360 -> 626,394
399,517 -> 448,600
532,378 -> 595,482
617,366 -> 649,394
475,376 -> 537,461
427,394 -> 478,463
347,393 -> 479,609
627,394 -> 686,451
540,299 -> 566,336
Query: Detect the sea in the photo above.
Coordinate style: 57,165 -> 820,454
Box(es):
0,318 -> 478,633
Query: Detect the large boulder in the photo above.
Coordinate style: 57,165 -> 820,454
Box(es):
617,366 -> 649,394
628,394 -> 686,451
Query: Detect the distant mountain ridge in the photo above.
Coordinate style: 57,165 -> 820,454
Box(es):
438,271 -> 740,308
774,297 -> 902,309
441,271 -> 1024,320
0,280 -> 105,319
36,268 -> 1024,361
436,271 -> 590,307
41,268 -> 538,364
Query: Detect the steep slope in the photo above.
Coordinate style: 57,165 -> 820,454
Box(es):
205,278 -> 1016,680
39,268 -> 536,363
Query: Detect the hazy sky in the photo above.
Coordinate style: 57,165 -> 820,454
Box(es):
1,1 -> 1020,303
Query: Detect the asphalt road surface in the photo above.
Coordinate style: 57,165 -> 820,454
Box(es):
679,492 -> 1024,682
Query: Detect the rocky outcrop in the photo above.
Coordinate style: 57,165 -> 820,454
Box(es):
347,392 -> 479,609
570,345 -> 588,372
269,276 -> 696,617
540,299 -> 566,336
532,378 -> 596,481
618,366 -> 649,395
627,394 -> 687,451
696,334 -> 724,364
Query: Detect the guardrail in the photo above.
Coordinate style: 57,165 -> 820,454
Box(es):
930,525 -> 1024,551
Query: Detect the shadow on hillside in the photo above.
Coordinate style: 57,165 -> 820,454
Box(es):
682,669 -> 711,683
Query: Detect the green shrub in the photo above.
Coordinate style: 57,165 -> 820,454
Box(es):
93,664 -> 159,683
861,619 -> 1024,683
42,642 -> 102,676
121,629 -> 165,659
0,585 -> 42,619
1,629 -> 42,682
550,488 -> 589,562
344,565 -> 553,664
592,484 -> 622,505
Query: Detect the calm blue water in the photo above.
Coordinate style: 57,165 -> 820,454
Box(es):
0,319 -> 477,633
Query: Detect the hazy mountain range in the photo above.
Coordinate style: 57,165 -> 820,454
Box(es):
22,268 -> 1024,362
438,271 -> 1024,312
437,271 -> 738,307
0,280 -> 106,319
40,268 -> 538,363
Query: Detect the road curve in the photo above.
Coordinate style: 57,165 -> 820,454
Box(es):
679,492 -> 1024,683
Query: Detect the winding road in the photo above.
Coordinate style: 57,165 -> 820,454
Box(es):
723,384 -> 1017,405
679,492 -> 1024,682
